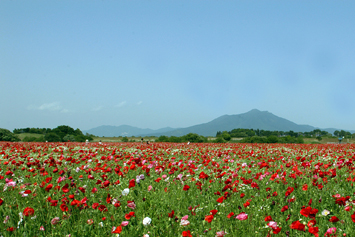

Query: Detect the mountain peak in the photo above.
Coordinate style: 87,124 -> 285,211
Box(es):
246,109 -> 268,114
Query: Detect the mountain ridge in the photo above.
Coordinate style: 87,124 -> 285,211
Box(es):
84,109 -> 353,137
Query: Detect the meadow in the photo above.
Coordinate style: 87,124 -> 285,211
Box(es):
1,141 -> 355,236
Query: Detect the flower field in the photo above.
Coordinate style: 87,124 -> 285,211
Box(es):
1,142 -> 355,237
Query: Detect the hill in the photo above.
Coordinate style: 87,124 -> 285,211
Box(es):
84,125 -> 176,137
146,109 -> 315,137
85,109 -> 354,137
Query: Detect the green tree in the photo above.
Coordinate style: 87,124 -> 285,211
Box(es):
0,128 -> 20,141
222,131 -> 231,141
267,135 -> 278,143
214,137 -> 226,143
44,133 -> 61,142
63,134 -> 76,142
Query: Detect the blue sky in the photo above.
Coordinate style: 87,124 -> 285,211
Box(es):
1,0 -> 355,132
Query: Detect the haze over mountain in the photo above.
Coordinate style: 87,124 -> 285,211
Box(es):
85,109 -> 352,137
84,125 -> 176,137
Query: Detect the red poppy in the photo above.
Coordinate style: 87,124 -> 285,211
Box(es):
351,212 -> 355,223
307,220 -> 316,227
199,171 -> 209,179
290,220 -> 305,231
45,184 -> 53,192
61,183 -> 70,193
308,226 -> 319,236
23,207 -> 35,216
182,230 -> 192,237
183,185 -> 190,191
273,227 -> 282,234
102,180 -> 110,187
210,209 -> 218,216
168,210 -> 175,218
205,214 -> 214,223
300,206 -> 318,218
92,203 -> 99,209
98,205 -> 108,212
243,201 -> 250,208
111,226 -> 122,234
329,216 -> 340,222
216,196 -> 225,203
125,211 -> 135,220
128,179 -> 135,188
227,212 -> 234,218
264,216 -> 273,221
281,205 -> 288,212
60,203 -> 68,212
0,198 -> 3,206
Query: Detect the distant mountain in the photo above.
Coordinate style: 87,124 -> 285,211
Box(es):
84,125 -> 176,137
146,109 -> 316,137
85,109 -> 354,137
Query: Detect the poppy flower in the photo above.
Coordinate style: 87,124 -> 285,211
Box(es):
235,212 -> 248,220
98,205 -> 108,212
182,230 -> 192,237
216,196 -> 225,203
23,207 -> 34,216
308,226 -> 319,236
324,227 -> 336,236
329,216 -> 340,222
125,212 -> 135,220
300,206 -> 318,218
61,183 -> 70,193
60,203 -> 68,212
205,214 -> 214,223
199,171 -> 209,179
210,210 -> 218,216
128,179 -> 135,188
111,226 -> 122,234
45,184 -> 53,192
351,212 -> 355,222
168,210 -> 175,218
281,205 -> 288,212
183,185 -> 190,191
51,217 -> 60,225
92,203 -> 99,209
143,217 -> 152,226
290,220 -> 305,231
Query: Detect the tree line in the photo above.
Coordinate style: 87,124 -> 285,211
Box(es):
0,126 -> 94,142
156,133 -> 207,143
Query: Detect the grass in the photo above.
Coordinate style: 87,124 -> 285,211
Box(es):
16,133 -> 44,140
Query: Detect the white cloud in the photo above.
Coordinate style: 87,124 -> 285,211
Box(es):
115,101 -> 127,108
27,102 -> 69,112
38,102 -> 62,111
137,101 -> 143,105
